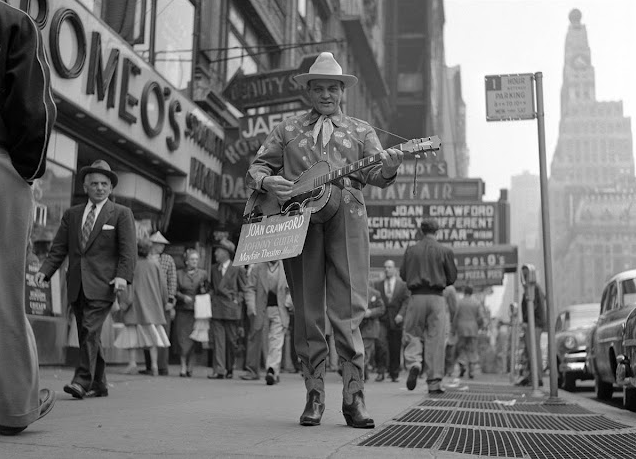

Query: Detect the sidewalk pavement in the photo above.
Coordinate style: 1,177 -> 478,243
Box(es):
1,366 -> 635,458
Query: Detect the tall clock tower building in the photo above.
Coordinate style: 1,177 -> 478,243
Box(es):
548,9 -> 635,308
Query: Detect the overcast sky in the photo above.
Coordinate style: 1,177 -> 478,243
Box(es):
444,0 -> 636,200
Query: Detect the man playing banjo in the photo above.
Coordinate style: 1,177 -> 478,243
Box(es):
246,52 -> 404,428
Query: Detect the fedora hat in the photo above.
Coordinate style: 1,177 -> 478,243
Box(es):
79,159 -> 118,187
213,238 -> 235,257
149,231 -> 170,245
294,52 -> 358,88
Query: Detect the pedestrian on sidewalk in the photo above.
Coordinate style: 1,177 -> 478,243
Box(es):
174,248 -> 207,377
454,286 -> 485,379
208,239 -> 247,380
139,231 -> 177,376
242,260 -> 293,385
400,217 -> 457,394
0,2 -> 57,435
374,259 -> 410,382
36,159 -> 136,400
246,52 -> 403,428
360,284 -> 386,382
114,239 -> 170,376
518,267 -> 546,386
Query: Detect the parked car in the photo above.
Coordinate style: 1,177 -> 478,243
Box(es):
587,269 -> 636,411
555,303 -> 599,391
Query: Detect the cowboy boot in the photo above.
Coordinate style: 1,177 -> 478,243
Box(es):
299,360 -> 326,426
341,361 -> 375,428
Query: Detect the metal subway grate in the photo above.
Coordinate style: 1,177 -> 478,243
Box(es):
394,408 -> 453,424
581,432 -> 636,458
515,431 -> 621,459
357,424 -> 443,448
458,401 -> 506,411
438,427 -> 524,457
456,384 -> 534,395
451,410 -> 509,428
506,413 -> 570,431
503,404 -> 550,413
418,399 -> 458,408
542,404 -> 593,415
556,415 -> 632,431
452,393 -> 518,402
458,400 -> 543,412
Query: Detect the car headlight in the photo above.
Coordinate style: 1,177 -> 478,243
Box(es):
564,336 -> 577,350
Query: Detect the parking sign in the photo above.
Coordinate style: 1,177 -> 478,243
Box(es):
485,74 -> 535,121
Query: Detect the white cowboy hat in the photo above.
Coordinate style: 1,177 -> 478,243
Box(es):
294,52 -> 358,88
149,231 -> 170,244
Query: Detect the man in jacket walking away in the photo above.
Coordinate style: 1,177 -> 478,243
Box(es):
0,2 -> 57,435
400,218 -> 457,394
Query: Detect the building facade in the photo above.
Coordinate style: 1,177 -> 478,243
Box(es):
19,0 -> 407,364
15,0 -> 226,364
549,9 -> 635,308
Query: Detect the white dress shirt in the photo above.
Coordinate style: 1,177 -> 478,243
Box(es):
385,277 -> 396,299
219,259 -> 231,277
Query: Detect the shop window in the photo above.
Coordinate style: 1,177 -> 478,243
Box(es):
101,0 -> 194,91
154,0 -> 194,90
225,2 -> 276,82
297,0 -> 323,44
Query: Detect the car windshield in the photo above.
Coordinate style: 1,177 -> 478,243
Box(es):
622,278 -> 636,306
562,306 -> 598,330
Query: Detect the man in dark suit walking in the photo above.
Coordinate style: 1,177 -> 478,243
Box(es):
36,160 -> 137,399
374,259 -> 410,382
0,1 -> 57,435
208,239 -> 247,379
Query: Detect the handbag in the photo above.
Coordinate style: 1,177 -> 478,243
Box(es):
194,293 -> 212,319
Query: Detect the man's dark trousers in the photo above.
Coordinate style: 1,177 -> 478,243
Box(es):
72,288 -> 111,391
387,328 -> 403,379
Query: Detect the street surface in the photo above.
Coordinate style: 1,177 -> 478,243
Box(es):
566,380 -> 630,411
0,366 -> 427,459
3,367 -> 635,459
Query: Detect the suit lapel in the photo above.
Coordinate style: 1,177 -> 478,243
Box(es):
84,200 -> 114,252
72,206 -> 84,249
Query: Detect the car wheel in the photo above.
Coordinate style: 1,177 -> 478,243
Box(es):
623,387 -> 636,411
595,375 -> 614,400
563,373 -> 576,392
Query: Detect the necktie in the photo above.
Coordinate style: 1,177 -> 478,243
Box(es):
386,280 -> 393,300
311,115 -> 334,148
219,264 -> 225,277
81,204 -> 96,250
